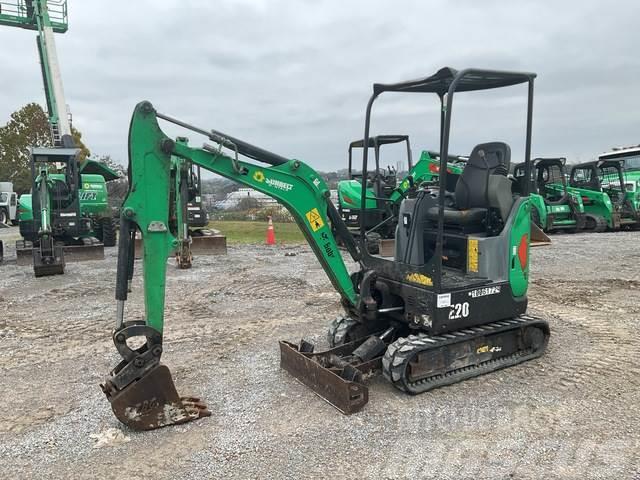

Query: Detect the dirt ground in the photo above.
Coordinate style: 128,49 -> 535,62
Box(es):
0,226 -> 638,479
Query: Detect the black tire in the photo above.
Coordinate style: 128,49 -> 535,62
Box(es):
327,317 -> 371,347
584,214 -> 607,233
101,217 -> 117,247
530,206 -> 542,229
0,208 -> 8,225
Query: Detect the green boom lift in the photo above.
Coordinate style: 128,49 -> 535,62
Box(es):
102,67 -> 551,431
1,0 -> 118,275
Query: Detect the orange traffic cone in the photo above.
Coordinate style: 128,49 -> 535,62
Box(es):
266,216 -> 276,245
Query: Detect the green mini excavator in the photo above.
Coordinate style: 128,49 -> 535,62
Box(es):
102,67 -> 550,431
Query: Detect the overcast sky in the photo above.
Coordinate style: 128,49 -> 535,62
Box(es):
1,0 -> 639,173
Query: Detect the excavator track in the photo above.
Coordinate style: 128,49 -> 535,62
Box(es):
382,315 -> 549,394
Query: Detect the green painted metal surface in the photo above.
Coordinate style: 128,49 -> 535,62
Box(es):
0,0 -> 68,33
337,150 -> 465,211
18,173 -> 109,222
508,199 -> 531,298
124,102 -> 358,333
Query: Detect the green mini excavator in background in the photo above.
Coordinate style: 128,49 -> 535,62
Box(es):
102,67 -> 550,431
337,136 -> 467,245
166,137 -> 227,268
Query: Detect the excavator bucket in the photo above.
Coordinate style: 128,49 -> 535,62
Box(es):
102,364 -> 211,431
530,222 -> 552,247
279,338 -> 380,414
32,244 -> 65,277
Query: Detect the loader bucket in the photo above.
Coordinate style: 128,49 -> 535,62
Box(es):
530,223 -> 551,247
279,338 -> 381,414
190,234 -> 227,256
103,364 -> 210,431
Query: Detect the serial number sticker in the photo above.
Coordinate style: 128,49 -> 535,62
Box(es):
305,208 -> 325,232
437,293 -> 451,308
468,286 -> 501,298
467,238 -> 479,273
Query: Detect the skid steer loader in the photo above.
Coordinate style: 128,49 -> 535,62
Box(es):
102,67 -> 550,431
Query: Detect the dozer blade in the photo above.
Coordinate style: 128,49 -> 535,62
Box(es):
16,245 -> 34,266
18,240 -> 104,265
61,241 -> 105,262
190,234 -> 227,256
530,223 -> 551,247
279,337 -> 380,415
104,364 -> 211,431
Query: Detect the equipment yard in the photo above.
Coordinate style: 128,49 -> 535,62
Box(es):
0,226 -> 637,479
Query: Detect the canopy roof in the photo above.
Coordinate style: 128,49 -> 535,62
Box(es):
373,67 -> 536,96
349,135 -> 409,149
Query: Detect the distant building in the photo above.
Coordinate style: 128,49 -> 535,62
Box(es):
216,188 -> 279,209
214,187 -> 340,210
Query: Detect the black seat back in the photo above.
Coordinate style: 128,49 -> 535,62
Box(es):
455,142 -> 511,210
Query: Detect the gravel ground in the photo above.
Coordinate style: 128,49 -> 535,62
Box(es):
0,227 -> 638,479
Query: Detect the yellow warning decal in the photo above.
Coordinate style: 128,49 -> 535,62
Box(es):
405,272 -> 433,286
305,208 -> 325,232
468,238 -> 479,273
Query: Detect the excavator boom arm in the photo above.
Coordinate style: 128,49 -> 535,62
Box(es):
117,101 -> 358,334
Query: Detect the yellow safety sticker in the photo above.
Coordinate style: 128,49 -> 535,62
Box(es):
305,208 -> 325,232
405,272 -> 433,286
468,238 -> 479,273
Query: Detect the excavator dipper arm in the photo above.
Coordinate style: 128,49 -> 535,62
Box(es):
102,101 -> 360,430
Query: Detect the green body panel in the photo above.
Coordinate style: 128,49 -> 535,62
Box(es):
508,199 -> 531,297
566,186 -> 615,227
18,173 -> 109,223
337,180 -> 376,210
124,102 -> 357,333
529,186 -> 584,229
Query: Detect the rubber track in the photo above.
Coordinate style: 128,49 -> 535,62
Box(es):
382,315 -> 549,394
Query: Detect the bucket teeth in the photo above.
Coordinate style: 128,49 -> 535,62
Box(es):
103,364 -> 210,431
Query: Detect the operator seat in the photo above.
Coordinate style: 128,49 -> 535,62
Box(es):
426,142 -> 513,226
